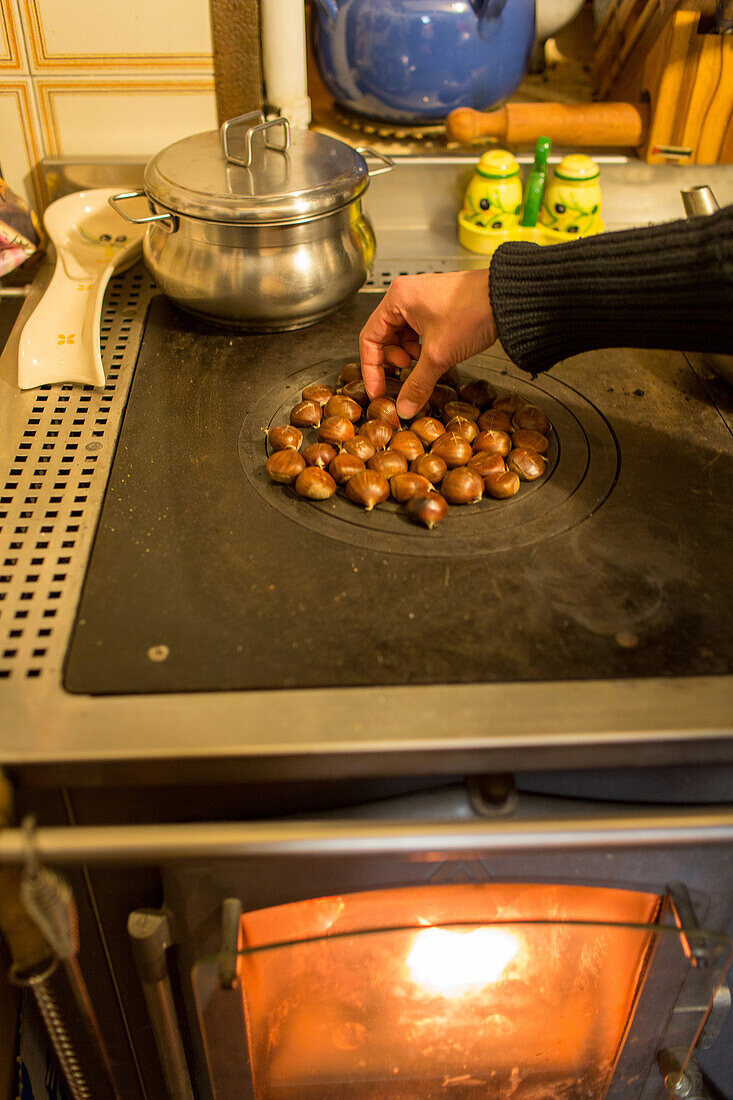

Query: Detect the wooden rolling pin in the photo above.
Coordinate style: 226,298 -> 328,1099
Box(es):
446,102 -> 650,147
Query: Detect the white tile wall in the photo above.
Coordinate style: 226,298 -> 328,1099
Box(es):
37,77 -> 218,156
0,0 -> 216,212
19,0 -> 213,71
0,79 -> 44,208
0,0 -> 25,70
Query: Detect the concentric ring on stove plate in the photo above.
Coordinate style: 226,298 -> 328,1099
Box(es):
238,354 -> 620,558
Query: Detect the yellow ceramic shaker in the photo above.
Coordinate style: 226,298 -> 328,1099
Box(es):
539,154 -> 602,237
462,150 -> 523,230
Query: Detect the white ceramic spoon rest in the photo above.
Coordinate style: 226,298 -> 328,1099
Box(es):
17,188 -> 146,390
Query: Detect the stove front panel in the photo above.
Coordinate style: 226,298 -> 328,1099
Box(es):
64,294 -> 733,694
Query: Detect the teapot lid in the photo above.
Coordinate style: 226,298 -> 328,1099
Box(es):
144,113 -> 370,224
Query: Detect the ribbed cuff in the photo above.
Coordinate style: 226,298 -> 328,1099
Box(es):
489,205 -> 733,374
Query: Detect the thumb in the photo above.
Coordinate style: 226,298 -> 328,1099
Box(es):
396,350 -> 446,419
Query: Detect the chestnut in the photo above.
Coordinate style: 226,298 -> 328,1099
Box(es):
359,419 -> 394,450
388,430 -> 425,462
512,429 -> 549,455
445,416 -> 479,444
458,378 -> 496,409
429,384 -> 458,416
329,452 -> 365,485
302,442 -> 337,468
368,450 -> 408,479
345,470 -> 390,511
513,405 -> 552,434
474,429 -> 511,457
343,436 -> 376,462
294,467 -> 337,500
442,467 -> 484,504
431,432 -> 472,468
390,472 -> 434,503
367,396 -> 400,430
467,451 -> 505,478
439,365 -> 461,387
410,417 -> 446,446
289,400 -> 322,429
338,380 -> 370,407
507,447 -> 547,481
492,393 -> 525,417
318,416 -> 356,446
266,425 -> 303,452
324,394 -> 362,423
443,400 -> 480,424
302,383 -> 333,407
405,492 -> 449,529
411,453 -> 447,485
338,361 -> 362,385
266,450 -> 306,484
484,470 -> 520,498
478,408 -> 513,434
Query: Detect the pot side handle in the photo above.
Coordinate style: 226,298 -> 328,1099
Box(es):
108,192 -> 177,233
356,148 -> 395,177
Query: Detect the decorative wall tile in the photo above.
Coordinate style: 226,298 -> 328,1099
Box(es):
1,0 -> 24,70
0,79 -> 44,208
20,0 -> 213,71
36,78 -> 217,156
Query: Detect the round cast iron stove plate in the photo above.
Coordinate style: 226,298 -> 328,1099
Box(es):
238,356 -> 619,558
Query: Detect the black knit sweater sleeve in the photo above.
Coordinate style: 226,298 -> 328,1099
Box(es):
488,204 -> 733,374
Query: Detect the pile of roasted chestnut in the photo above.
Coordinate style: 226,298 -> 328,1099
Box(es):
264,362 -> 551,529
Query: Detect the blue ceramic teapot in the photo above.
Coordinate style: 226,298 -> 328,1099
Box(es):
312,0 -> 535,123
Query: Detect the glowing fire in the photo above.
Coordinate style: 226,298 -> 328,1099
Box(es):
406,926 -> 520,996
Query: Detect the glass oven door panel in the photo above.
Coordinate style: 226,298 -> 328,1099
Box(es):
191,884 -> 732,1100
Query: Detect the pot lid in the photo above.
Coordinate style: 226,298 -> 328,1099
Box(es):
143,113 -> 369,224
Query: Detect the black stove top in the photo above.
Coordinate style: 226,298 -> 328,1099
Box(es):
64,294 -> 733,695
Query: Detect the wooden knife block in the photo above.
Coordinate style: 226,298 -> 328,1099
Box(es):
595,0 -> 732,163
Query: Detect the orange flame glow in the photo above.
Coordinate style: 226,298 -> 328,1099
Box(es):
406,926 -> 520,996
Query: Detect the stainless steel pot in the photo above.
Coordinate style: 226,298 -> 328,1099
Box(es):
110,113 -> 392,331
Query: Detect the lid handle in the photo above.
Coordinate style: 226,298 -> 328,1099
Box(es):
220,112 -> 291,168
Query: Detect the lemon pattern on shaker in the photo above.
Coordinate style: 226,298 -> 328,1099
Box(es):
539,155 -> 603,236
463,151 -> 523,230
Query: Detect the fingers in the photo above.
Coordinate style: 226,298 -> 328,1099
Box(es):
359,348 -> 386,400
383,344 -> 413,369
359,287 -> 410,399
396,350 -> 446,419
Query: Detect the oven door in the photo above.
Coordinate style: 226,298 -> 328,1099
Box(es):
188,884 -> 729,1100
143,787 -> 733,1100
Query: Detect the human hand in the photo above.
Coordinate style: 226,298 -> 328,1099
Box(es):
358,269 -> 498,419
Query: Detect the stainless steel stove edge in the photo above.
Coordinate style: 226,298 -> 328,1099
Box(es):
2,674 -> 733,785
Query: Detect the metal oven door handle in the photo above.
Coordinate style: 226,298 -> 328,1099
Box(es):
1,808 -> 732,862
